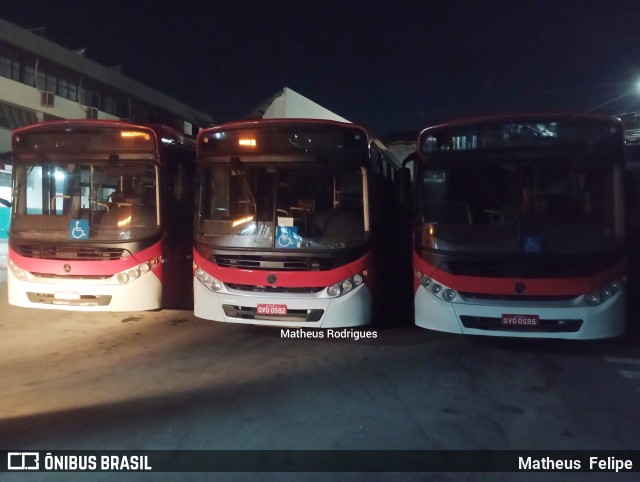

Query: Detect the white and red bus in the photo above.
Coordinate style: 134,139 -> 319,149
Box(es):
412,114 -> 627,339
193,119 -> 402,327
8,120 -> 195,311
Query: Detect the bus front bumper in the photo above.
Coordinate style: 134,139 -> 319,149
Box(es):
193,278 -> 372,328
414,286 -> 626,340
7,268 -> 162,312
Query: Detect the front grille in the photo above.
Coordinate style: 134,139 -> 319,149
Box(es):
225,283 -> 324,294
459,292 -> 578,302
460,315 -> 583,333
15,245 -> 126,260
213,254 -> 339,271
440,256 -> 619,278
222,304 -> 324,322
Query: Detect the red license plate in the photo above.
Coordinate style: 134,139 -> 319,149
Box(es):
501,314 -> 539,327
256,304 -> 288,316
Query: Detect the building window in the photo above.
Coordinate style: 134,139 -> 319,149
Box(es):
23,65 -> 35,87
57,78 -> 68,99
68,82 -> 78,102
35,69 -> 45,90
0,102 -> 38,130
0,55 -> 12,78
45,72 -> 57,93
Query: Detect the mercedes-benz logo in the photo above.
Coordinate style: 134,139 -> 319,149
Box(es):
63,264 -> 72,273
267,273 -> 277,284
514,282 -> 526,294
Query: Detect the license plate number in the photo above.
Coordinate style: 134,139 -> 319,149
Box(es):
256,304 -> 288,315
501,314 -> 539,326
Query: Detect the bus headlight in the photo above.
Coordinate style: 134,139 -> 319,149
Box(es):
115,258 -> 157,284
9,260 -> 29,281
417,270 -> 457,303
327,284 -> 341,298
584,279 -> 623,306
327,271 -> 367,298
442,289 -> 457,302
342,279 -> 353,293
195,268 -> 223,292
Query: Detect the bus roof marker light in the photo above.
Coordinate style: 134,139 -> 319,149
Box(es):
238,138 -> 257,147
120,131 -> 151,141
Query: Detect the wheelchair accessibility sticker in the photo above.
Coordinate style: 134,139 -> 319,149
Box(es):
275,226 -> 302,249
69,219 -> 89,240
522,235 -> 542,253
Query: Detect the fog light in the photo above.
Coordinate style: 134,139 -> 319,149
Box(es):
116,272 -> 129,284
327,284 -> 341,297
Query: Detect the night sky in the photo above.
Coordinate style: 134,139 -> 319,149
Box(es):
3,0 -> 640,136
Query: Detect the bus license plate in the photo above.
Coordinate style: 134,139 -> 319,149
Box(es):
501,314 -> 539,327
256,304 -> 288,316
54,291 -> 81,301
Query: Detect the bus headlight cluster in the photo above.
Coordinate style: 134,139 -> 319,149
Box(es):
194,268 -> 223,292
416,270 -> 457,302
115,258 -> 159,284
327,272 -> 365,298
584,280 -> 623,306
8,259 -> 30,281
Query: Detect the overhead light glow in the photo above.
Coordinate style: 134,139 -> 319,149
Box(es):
232,215 -> 254,227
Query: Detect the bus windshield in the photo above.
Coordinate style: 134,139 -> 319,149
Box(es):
416,118 -> 625,256
11,159 -> 159,242
196,162 -> 369,250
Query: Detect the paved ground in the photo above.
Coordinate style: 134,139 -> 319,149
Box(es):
1,276 -> 640,481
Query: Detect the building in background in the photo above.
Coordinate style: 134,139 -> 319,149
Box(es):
0,16 -> 212,237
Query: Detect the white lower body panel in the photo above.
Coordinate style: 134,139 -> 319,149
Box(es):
414,286 -> 626,339
194,279 -> 372,328
8,269 -> 162,312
